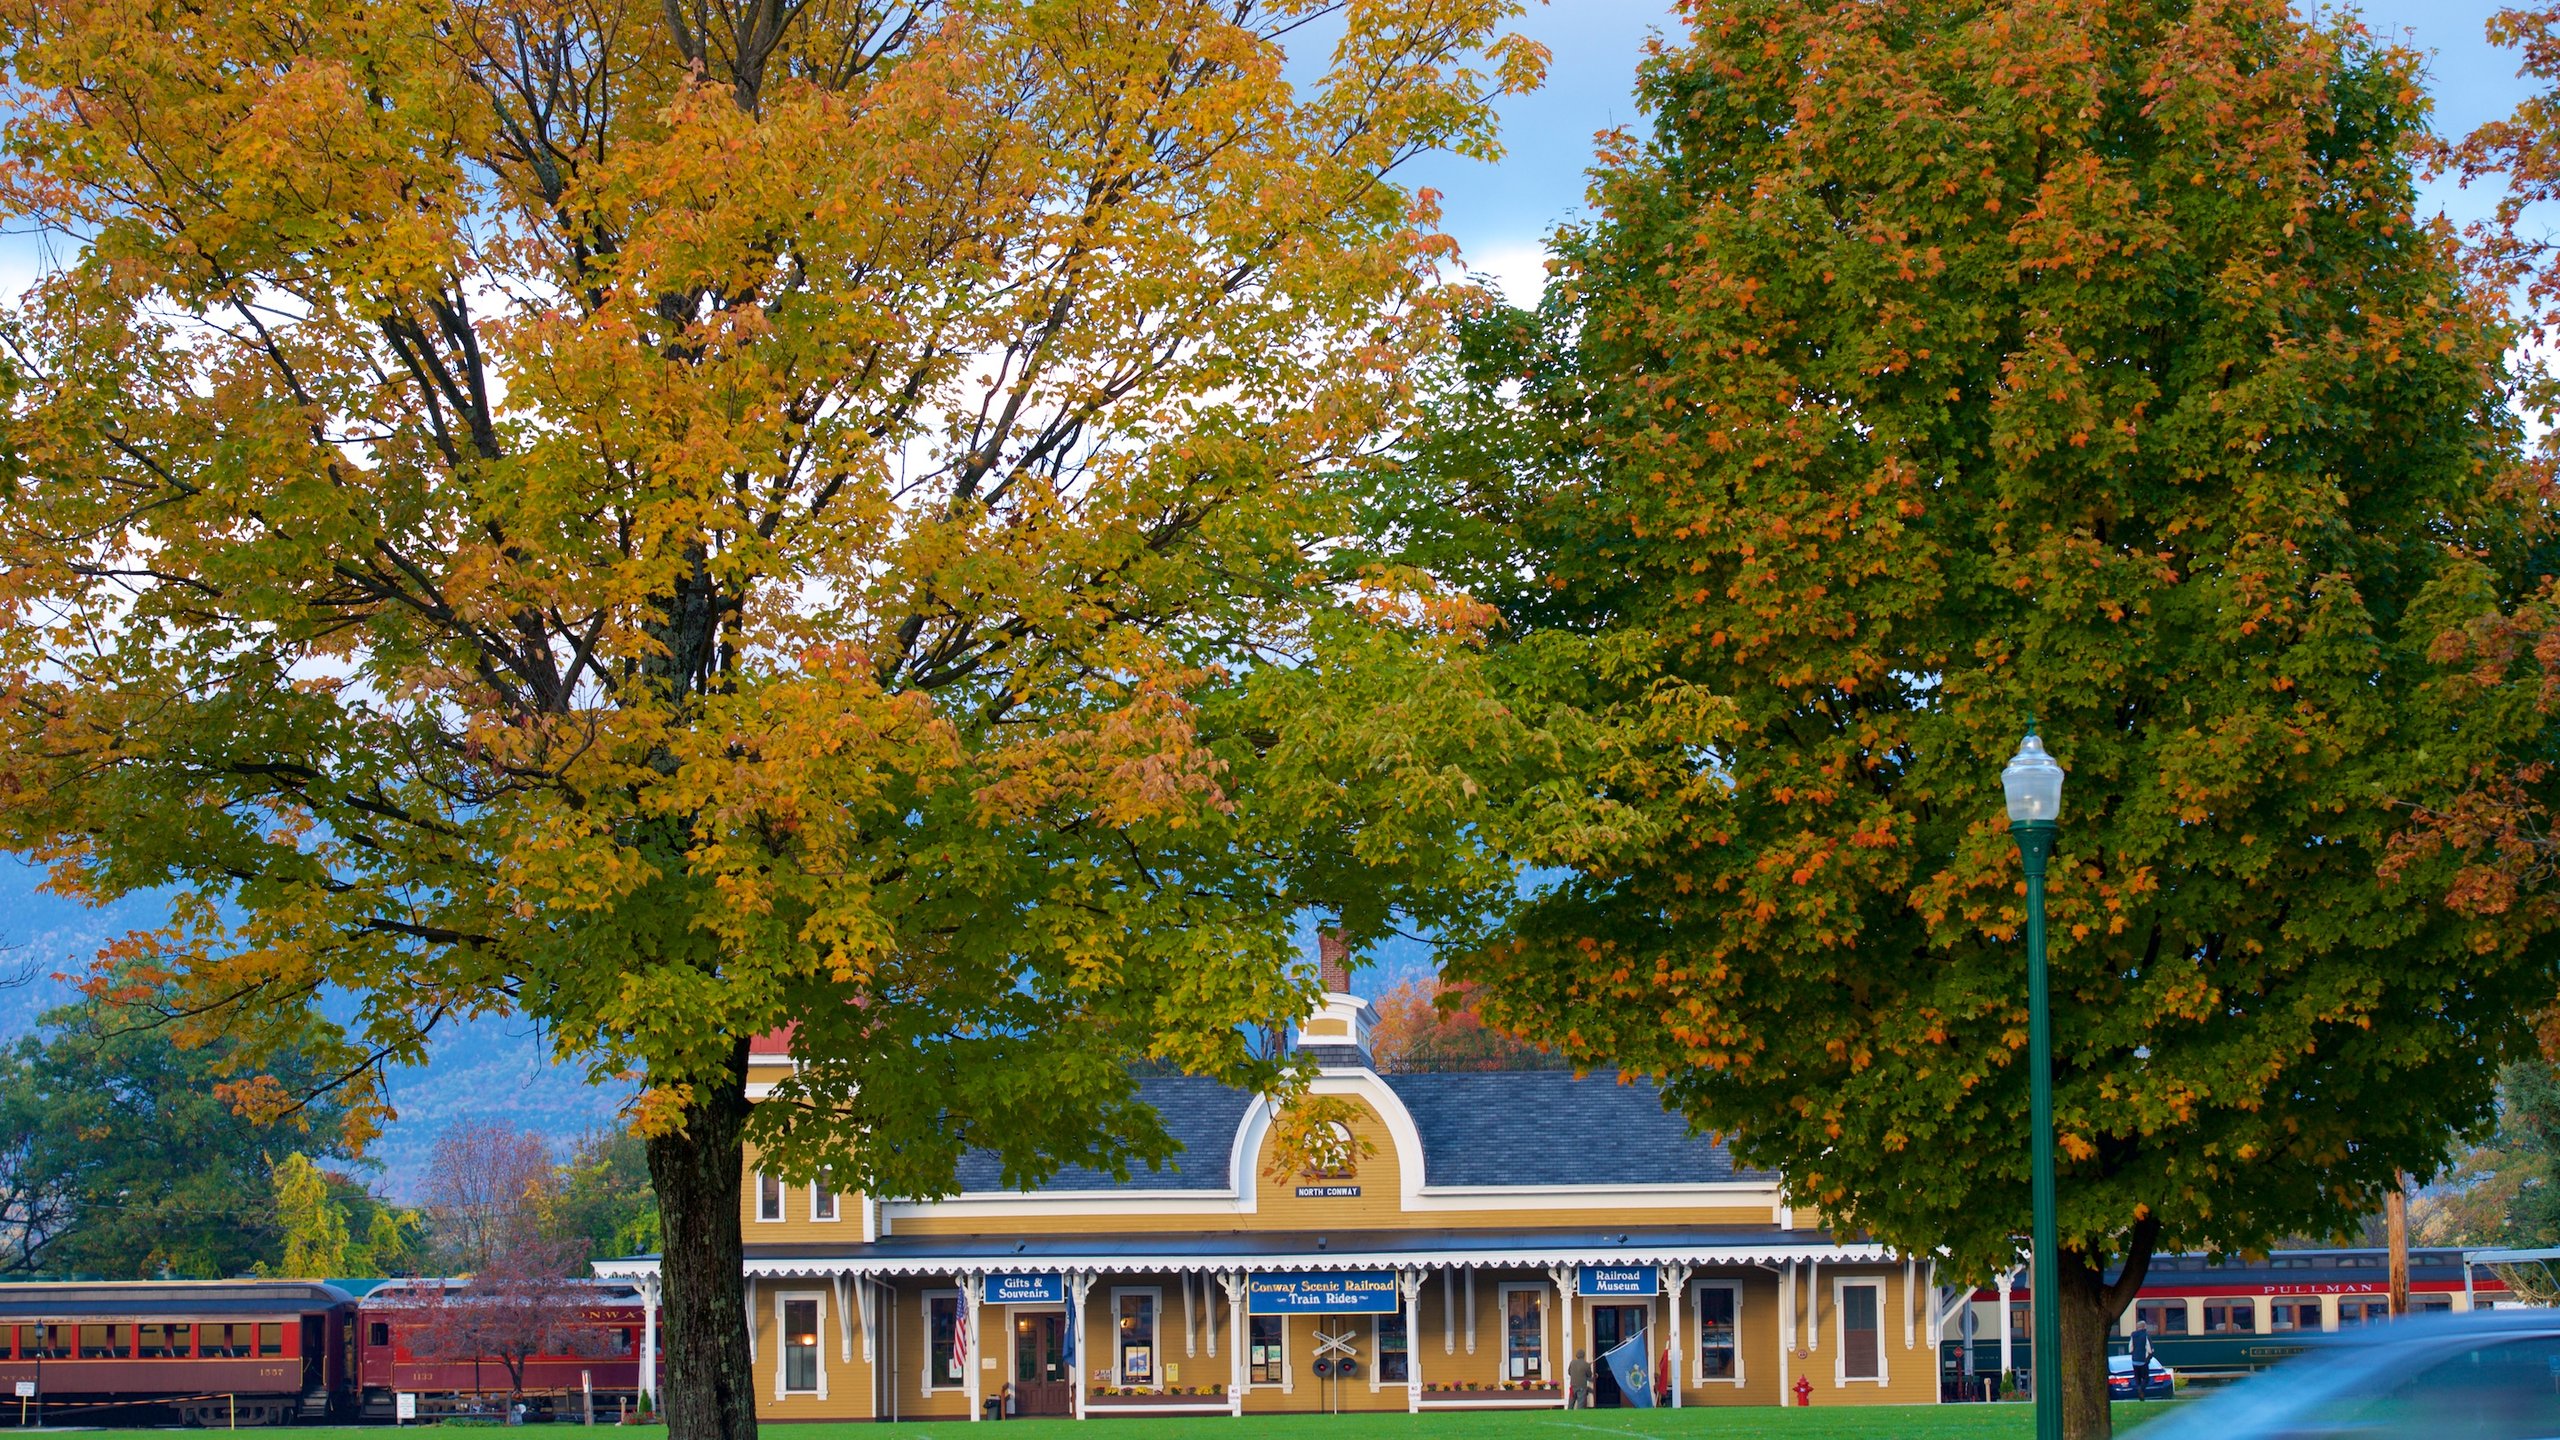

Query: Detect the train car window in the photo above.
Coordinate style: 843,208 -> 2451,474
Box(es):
2414,1295 -> 2453,1313
257,1322 -> 283,1357
2338,1298 -> 2390,1326
136,1323 -> 193,1358
619,1327 -> 637,1355
2133,1300 -> 2188,1335
2201,1301 -> 2253,1334
2268,1299 -> 2317,1332
198,1324 -> 239,1358
78,1324 -> 130,1359
22,1325 -> 72,1360
368,1321 -> 391,1348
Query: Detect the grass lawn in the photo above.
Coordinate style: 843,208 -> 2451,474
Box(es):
41,1403 -> 2186,1439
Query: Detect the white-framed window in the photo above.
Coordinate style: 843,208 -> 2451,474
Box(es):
922,1290 -> 963,1395
755,1171 -> 784,1223
1833,1277 -> 1885,1385
1247,1313 -> 1286,1389
1692,1280 -> 1743,1385
1498,1282 -> 1549,1382
1111,1287 -> 1161,1390
776,1291 -> 825,1399
1373,1308 -> 1409,1390
810,1175 -> 838,1222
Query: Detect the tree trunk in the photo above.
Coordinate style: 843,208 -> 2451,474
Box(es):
645,1039 -> 756,1440
2056,1220 -> 2161,1440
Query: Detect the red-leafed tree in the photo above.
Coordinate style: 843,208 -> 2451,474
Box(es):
1366,977 -> 1555,1073
405,1238 -> 617,1404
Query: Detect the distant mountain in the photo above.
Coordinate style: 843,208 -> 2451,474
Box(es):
0,859 -> 630,1201
1,864 -> 1450,1200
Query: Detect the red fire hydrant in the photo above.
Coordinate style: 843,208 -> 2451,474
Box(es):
1794,1376 -> 1813,1407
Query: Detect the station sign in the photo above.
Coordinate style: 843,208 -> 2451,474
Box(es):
987,1273 -> 1065,1305
1248,1271 -> 1400,1314
1577,1266 -> 1660,1297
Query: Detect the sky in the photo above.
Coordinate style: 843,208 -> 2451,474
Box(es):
1409,1 -> 2544,305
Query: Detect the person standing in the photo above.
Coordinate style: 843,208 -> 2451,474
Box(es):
1566,1349 -> 1592,1410
2129,1321 -> 2154,1402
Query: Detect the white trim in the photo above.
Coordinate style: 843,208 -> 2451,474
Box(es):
1496,1282 -> 1552,1384
608,1240 -> 1899,1284
1832,1276 -> 1885,1387
775,1289 -> 827,1401
1108,1286 -> 1164,1391
922,1289 -> 963,1397
1244,1307 -> 1289,1393
1690,1279 -> 1744,1388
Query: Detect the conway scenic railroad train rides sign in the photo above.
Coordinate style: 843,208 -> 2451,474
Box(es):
1246,1273 -> 1401,1314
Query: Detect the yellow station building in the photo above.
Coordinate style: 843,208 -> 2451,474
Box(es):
600,966 -> 1942,1421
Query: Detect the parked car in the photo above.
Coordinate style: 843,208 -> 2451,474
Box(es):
2136,1310 -> 2560,1439
2109,1351 -> 2178,1398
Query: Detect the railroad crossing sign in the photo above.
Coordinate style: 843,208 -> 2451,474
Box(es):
1312,1327 -> 1359,1362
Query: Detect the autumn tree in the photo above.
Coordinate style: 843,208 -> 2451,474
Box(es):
406,1238 -> 616,1403
1366,976 -> 1556,1072
0,4 -> 1542,1439
424,1121 -> 560,1276
1411,3 -> 2560,1436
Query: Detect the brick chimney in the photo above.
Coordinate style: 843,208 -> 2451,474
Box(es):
1300,926 -> 1376,1066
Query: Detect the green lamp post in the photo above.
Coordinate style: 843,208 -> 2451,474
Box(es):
2002,725 -> 2065,1440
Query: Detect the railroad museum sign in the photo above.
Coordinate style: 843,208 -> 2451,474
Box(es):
1577,1266 -> 1660,1298
1247,1272 -> 1401,1314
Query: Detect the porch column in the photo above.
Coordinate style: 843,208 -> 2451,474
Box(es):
1804,1258 -> 1820,1354
1777,1261 -> 1793,1405
1399,1270 -> 1424,1414
1550,1266 -> 1574,1400
964,1274 -> 984,1421
640,1276 -> 660,1405
1665,1263 -> 1689,1409
746,1276 -> 758,1365
1443,1269 -> 1456,1355
1227,1271 -> 1247,1418
1465,1269 -> 1477,1354
1070,1272 -> 1093,1422
1996,1268 -> 2015,1380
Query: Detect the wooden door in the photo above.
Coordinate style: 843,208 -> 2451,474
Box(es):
1590,1304 -> 1648,1407
1011,1312 -> 1071,1417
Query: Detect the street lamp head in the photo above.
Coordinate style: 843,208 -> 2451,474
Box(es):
2002,729 -> 2065,826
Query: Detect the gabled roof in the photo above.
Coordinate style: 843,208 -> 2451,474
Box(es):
939,1065 -> 1767,1197
1384,1069 -> 1772,1188
949,1075 -> 1255,1193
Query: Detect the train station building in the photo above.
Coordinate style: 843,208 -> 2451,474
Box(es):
599,957 -> 1945,1420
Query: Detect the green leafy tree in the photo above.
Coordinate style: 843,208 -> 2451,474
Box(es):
1419,3 -> 2560,1435
0,985 -> 358,1278
0,4 -> 1543,1438
554,1130 -> 663,1266
270,1152 -> 356,1278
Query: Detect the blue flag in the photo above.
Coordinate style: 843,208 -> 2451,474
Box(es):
1063,1300 -> 1078,1376
1601,1334 -> 1656,1409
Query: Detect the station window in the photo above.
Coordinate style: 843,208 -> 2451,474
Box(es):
1376,1311 -> 1408,1384
2338,1298 -> 2390,1326
757,1172 -> 784,1223
927,1295 -> 961,1388
2268,1299 -> 2318,1333
1503,1287 -> 1545,1382
811,1177 -> 837,1223
78,1324 -> 129,1359
258,1322 -> 284,1357
136,1323 -> 192,1358
1248,1316 -> 1284,1386
2201,1301 -> 2253,1335
1838,1281 -> 1883,1382
1697,1285 -> 1740,1381
781,1298 -> 819,1394
1115,1292 -> 1157,1388
2132,1300 -> 2187,1335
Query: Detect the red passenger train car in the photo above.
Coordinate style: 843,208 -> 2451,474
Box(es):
0,1280 -> 354,1427
353,1279 -> 656,1422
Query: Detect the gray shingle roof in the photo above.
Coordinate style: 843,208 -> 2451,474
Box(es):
1383,1069 -> 1774,1188
945,1066 -> 1766,1195
950,1075 -> 1253,1193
